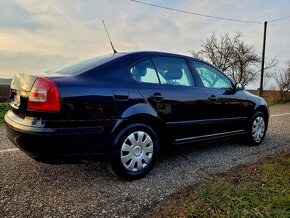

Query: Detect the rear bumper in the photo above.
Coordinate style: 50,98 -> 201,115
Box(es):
5,111 -> 109,161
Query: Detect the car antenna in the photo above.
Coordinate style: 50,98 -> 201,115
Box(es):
102,20 -> 117,54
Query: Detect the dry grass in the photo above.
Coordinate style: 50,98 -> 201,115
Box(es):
151,155 -> 290,217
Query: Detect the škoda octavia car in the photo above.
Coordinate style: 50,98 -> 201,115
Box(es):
5,51 -> 269,179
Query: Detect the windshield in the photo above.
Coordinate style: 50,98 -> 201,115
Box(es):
44,53 -> 121,76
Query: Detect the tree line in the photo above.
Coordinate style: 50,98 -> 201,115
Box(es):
189,33 -> 290,98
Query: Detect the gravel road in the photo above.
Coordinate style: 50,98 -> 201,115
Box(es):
1,104 -> 290,217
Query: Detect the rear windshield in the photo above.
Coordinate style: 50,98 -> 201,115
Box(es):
44,53 -> 122,76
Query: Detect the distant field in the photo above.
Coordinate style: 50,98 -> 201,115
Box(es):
0,84 -> 11,102
0,78 -> 12,102
0,78 -> 12,85
246,90 -> 290,105
247,89 -> 290,100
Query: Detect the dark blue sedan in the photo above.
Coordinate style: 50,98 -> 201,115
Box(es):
5,51 -> 269,179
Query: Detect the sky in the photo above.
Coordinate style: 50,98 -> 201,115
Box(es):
0,0 -> 289,88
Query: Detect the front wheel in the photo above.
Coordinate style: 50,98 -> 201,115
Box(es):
247,111 -> 267,146
108,123 -> 159,180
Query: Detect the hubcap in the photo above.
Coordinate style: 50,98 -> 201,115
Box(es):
133,146 -> 142,157
252,116 -> 265,143
121,131 -> 154,172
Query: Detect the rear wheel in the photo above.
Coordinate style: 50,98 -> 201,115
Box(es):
247,111 -> 267,146
108,123 -> 159,180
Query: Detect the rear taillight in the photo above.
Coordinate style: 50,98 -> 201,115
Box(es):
27,77 -> 60,112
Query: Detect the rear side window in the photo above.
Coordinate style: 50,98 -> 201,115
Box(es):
130,60 -> 159,84
152,57 -> 195,87
45,54 -> 121,76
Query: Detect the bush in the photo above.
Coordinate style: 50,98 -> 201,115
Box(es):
0,103 -> 9,125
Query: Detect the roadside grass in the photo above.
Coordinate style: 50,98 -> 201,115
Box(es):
0,103 -> 9,125
153,155 -> 290,217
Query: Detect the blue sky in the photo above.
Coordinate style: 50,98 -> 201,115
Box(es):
0,0 -> 289,88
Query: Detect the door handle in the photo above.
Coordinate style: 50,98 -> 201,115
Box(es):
113,88 -> 129,101
208,95 -> 217,101
149,92 -> 163,102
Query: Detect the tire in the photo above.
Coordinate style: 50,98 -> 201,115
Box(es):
246,111 -> 267,146
108,123 -> 159,180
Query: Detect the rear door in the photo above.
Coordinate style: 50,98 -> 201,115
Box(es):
130,56 -> 208,142
190,60 -> 249,134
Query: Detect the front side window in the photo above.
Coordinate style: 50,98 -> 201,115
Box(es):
130,60 -> 159,84
152,57 -> 195,87
192,61 -> 232,89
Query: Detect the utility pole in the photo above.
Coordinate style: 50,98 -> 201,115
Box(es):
259,21 -> 268,97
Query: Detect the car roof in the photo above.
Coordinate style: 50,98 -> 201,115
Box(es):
123,51 -> 192,59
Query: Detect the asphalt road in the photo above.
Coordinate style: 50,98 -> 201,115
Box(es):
1,104 -> 290,217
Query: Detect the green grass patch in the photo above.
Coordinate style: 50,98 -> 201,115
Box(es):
154,155 -> 290,217
0,103 -> 9,125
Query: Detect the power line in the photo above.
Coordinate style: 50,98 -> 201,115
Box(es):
130,0 -> 262,24
269,15 -> 290,23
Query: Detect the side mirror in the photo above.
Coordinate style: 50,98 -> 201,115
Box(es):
235,83 -> 245,91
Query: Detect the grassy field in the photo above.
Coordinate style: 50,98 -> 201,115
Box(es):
153,155 -> 290,217
0,103 -> 9,125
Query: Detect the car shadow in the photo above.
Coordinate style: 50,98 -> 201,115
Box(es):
45,136 -> 247,181
6,135 -> 249,187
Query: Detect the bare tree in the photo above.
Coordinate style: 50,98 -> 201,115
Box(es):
263,71 -> 273,90
227,39 -> 260,85
258,58 -> 279,90
273,61 -> 290,98
189,33 -> 277,86
189,33 -> 236,72
188,50 -> 202,59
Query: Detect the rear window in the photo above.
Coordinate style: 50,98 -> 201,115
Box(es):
44,53 -> 122,76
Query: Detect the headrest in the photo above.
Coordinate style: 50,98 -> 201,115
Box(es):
164,67 -> 182,80
133,62 -> 147,78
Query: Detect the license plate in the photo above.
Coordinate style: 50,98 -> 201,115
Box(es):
11,93 -> 21,108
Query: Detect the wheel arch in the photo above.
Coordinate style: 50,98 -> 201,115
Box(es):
254,105 -> 269,121
111,103 -> 167,147
251,104 -> 269,132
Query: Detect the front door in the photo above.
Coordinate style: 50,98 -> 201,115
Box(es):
191,60 -> 249,134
